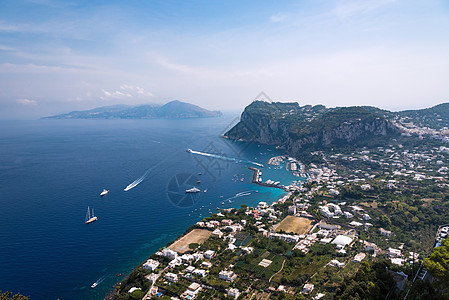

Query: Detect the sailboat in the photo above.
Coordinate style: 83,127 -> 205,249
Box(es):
85,206 -> 98,224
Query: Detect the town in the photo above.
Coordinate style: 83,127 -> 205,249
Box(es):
111,132 -> 449,300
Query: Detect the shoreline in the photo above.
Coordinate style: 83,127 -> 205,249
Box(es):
248,167 -> 291,192
105,153 -> 304,299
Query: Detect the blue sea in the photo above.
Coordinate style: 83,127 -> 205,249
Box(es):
0,115 -> 302,300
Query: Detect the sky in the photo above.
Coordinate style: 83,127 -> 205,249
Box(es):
0,0 -> 449,118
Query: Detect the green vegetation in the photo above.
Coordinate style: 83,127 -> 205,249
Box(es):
424,239 -> 449,286
0,291 -> 28,300
115,110 -> 449,299
334,261 -> 394,300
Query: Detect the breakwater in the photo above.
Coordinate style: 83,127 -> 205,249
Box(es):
248,167 -> 289,191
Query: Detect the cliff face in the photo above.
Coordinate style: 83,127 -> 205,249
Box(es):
224,101 -> 399,157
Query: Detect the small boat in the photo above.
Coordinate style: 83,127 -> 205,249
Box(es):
196,180 -> 201,183
85,206 -> 98,224
100,189 -> 109,197
91,282 -> 97,289
185,187 -> 200,193
186,148 -> 193,153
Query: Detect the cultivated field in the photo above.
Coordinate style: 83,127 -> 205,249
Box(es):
168,229 -> 212,253
274,216 -> 312,235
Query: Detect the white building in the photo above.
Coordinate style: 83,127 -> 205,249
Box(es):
329,189 -> 340,195
344,212 -> 354,218
241,247 -> 253,254
361,184 -> 371,191
165,272 -> 178,283
193,269 -> 207,277
302,283 -> 314,294
329,260 -> 345,268
353,253 -> 366,263
185,265 -> 195,273
379,228 -> 392,237
268,232 -> 300,243
387,248 -> 402,258
128,287 -> 141,294
332,235 -> 353,249
204,250 -> 215,259
180,254 -> 194,264
288,205 -> 297,215
193,253 -> 203,261
201,261 -> 213,268
349,221 -> 363,227
145,273 -> 160,284
212,229 -> 223,238
257,202 -> 268,209
143,259 -> 159,271
162,248 -> 178,260
219,270 -> 237,282
228,288 -> 240,299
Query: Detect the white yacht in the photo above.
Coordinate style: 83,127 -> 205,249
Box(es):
85,206 -> 98,224
185,187 -> 200,193
100,189 -> 109,197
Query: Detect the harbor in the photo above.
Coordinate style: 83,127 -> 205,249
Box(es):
248,167 -> 291,192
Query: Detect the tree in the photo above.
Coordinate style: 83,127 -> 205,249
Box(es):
189,243 -> 199,250
0,291 -> 29,300
424,239 -> 449,285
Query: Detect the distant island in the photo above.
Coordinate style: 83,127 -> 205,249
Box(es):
43,100 -> 222,119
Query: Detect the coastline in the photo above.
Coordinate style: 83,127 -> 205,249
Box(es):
106,189 -> 294,300
103,151 -> 305,299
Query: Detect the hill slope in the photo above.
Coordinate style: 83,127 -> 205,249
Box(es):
224,101 -> 400,157
44,100 -> 222,119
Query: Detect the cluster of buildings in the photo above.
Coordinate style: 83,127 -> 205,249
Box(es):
121,135 -> 449,299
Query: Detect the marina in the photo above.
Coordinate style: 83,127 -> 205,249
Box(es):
248,167 -> 291,192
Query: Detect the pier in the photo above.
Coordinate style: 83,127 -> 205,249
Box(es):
248,167 -> 290,191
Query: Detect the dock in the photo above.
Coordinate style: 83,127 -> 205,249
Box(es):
248,167 -> 289,191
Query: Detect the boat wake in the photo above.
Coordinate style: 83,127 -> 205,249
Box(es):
224,191 -> 252,202
91,275 -> 106,288
188,149 -> 264,168
124,160 -> 166,191
124,169 -> 151,191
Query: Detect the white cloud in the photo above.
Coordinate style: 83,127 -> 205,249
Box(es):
270,13 -> 288,23
119,84 -> 154,97
16,98 -> 37,106
333,0 -> 397,19
0,44 -> 15,51
0,21 -> 22,32
100,89 -> 133,100
154,56 -> 200,75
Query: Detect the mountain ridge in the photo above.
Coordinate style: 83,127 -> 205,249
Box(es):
224,101 -> 449,157
43,100 -> 222,119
